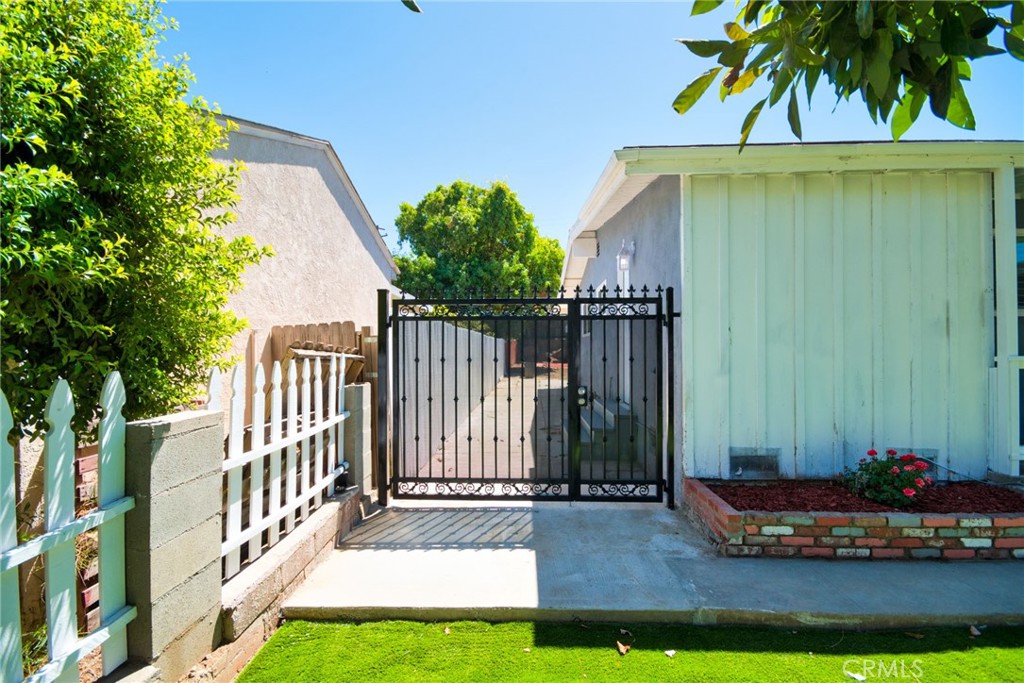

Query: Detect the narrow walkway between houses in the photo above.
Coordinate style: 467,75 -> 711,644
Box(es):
283,505 -> 1024,627
416,374 -> 568,481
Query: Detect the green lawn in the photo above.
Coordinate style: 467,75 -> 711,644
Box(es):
237,620 -> 1024,683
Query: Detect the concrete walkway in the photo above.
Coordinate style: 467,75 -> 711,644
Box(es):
283,504 -> 1024,628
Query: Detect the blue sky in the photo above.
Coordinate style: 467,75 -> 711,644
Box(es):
162,1 -> 1024,252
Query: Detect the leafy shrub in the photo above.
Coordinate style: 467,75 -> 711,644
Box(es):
393,180 -> 563,296
1,0 -> 270,435
840,448 -> 933,508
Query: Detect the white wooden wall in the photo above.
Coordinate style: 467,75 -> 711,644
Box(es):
682,171 -> 994,478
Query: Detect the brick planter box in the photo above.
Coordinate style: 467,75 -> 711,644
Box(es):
684,478 -> 1024,560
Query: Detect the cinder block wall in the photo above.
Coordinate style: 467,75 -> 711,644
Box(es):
122,383 -> 375,682
124,410 -> 226,681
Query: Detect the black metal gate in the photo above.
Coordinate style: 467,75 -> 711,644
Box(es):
376,287 -> 674,506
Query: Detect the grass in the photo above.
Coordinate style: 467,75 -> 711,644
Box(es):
237,620 -> 1024,683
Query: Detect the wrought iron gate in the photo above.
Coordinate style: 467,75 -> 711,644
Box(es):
376,287 -> 674,505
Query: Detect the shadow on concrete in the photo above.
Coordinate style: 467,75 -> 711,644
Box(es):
342,508 -> 535,549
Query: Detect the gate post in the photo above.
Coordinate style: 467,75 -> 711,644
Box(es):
377,289 -> 390,506
665,286 -> 676,510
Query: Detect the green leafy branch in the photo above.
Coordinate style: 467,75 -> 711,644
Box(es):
674,1 -> 1024,147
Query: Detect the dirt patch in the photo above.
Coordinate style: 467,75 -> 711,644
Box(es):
705,480 -> 1024,514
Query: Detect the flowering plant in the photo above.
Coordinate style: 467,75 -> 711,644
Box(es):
839,448 -> 932,508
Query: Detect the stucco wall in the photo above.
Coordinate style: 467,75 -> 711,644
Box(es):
577,175 -> 682,295
212,125 -> 396,367
575,175 -> 683,497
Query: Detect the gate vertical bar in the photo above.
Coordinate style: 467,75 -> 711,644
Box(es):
376,289 -> 389,506
567,296 -> 582,499
665,286 -> 676,509
392,295 -> 402,501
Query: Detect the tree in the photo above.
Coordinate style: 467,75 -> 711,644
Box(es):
673,1 -> 1024,146
1,0 -> 270,435
393,180 -> 564,296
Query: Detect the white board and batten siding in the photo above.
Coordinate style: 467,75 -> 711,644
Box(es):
682,170 -> 994,479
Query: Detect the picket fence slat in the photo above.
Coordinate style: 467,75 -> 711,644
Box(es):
206,367 -> 222,412
1,391 -> 23,683
327,355 -> 338,498
299,359 -> 311,522
2,377 -> 133,682
97,372 -> 129,674
215,353 -> 351,579
267,363 -> 284,547
338,365 -> 347,492
313,359 -> 324,509
285,360 -> 298,535
224,367 -> 246,579
248,365 -> 266,563
43,380 -> 79,683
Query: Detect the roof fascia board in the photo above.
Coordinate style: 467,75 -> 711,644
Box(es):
622,141 -> 1024,177
567,154 -> 628,245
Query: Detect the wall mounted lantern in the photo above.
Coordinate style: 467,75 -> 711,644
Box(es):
617,240 -> 635,271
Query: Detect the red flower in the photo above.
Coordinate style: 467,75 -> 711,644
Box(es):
914,478 -> 925,487
925,476 -> 933,485
867,449 -> 878,457
886,449 -> 898,456
915,461 -> 929,471
891,466 -> 900,474
903,465 -> 916,471
903,488 -> 916,497
899,454 -> 916,462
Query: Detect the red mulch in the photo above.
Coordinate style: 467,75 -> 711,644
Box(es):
705,480 -> 1024,514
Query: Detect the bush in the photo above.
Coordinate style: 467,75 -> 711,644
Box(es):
840,448 -> 933,508
1,0 -> 270,435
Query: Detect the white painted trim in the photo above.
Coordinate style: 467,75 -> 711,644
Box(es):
620,141 -> 1022,177
567,154 -> 627,246
994,166 -> 1019,475
716,176 -> 730,479
680,175 -> 693,478
216,114 -> 399,278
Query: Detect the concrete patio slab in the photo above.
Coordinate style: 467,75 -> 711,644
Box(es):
282,505 -> 1024,628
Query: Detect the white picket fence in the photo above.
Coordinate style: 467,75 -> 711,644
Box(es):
209,355 -> 351,580
1,374 -> 136,683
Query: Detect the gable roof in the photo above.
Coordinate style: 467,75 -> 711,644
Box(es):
563,140 -> 1024,290
216,114 -> 398,277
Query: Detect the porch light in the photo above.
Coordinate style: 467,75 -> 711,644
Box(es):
617,240 -> 635,271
